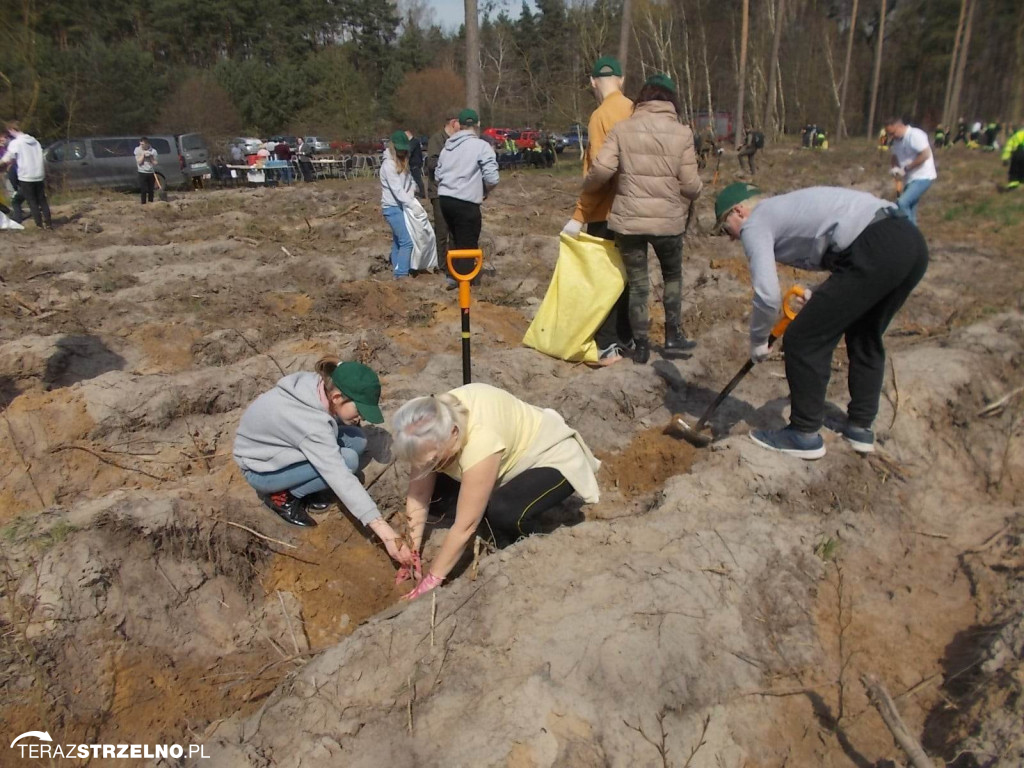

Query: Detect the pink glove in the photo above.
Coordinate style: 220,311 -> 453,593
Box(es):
394,551 -> 423,586
401,573 -> 444,601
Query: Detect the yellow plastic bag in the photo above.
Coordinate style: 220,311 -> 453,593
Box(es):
522,232 -> 626,363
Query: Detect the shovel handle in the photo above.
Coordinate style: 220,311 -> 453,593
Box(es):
694,285 -> 807,431
769,284 -> 807,338
446,249 -> 483,311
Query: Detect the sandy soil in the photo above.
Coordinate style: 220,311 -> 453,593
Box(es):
0,141 -> 1021,768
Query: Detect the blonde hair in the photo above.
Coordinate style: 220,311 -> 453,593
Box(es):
391,393 -> 468,469
388,143 -> 410,175
313,355 -> 342,395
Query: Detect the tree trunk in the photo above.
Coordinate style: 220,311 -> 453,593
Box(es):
866,0 -> 887,139
836,0 -> 860,139
735,0 -> 750,147
619,0 -> 633,72
941,0 -> 969,128
1010,1 -> 1024,125
948,0 -> 977,130
763,0 -> 786,136
697,0 -> 715,122
464,0 -> 481,112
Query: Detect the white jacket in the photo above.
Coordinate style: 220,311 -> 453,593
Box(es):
1,133 -> 45,182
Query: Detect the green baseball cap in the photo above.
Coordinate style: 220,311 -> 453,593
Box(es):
458,108 -> 479,126
390,130 -> 410,151
714,182 -> 761,230
644,73 -> 676,93
591,56 -> 623,78
330,362 -> 384,424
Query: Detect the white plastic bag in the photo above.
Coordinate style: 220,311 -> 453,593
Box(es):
404,200 -> 437,271
0,211 -> 25,231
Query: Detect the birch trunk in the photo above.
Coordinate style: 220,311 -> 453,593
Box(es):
948,0 -> 976,130
836,0 -> 859,139
735,0 -> 750,146
763,0 -> 786,136
866,0 -> 887,139
465,0 -> 481,111
941,0 -> 969,128
619,0 -> 633,72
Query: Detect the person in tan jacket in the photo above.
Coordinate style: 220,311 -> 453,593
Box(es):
582,73 -> 702,364
563,55 -> 635,365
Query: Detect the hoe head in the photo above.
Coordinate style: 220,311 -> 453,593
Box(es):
664,414 -> 713,447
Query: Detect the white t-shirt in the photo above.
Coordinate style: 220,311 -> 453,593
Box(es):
134,145 -> 157,174
890,126 -> 936,182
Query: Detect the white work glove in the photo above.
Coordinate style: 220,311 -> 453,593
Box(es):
750,340 -> 772,364
792,287 -> 812,311
561,219 -> 583,238
889,166 -> 906,179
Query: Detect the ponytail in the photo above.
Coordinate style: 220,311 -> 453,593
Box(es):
314,355 -> 341,394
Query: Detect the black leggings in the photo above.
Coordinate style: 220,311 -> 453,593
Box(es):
439,195 -> 482,281
433,468 -> 575,547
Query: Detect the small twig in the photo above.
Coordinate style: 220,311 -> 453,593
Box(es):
861,673 -> 936,768
977,385 -> 1024,417
50,443 -> 170,481
433,620 -> 458,686
2,412 -> 47,507
8,291 -> 40,315
365,460 -> 395,490
407,675 -> 415,734
223,520 -> 297,549
281,246 -> 293,258
471,536 -> 482,581
155,561 -> 184,600
430,591 -> 437,648
682,714 -> 711,768
278,590 -> 301,655
888,356 -> 900,430
182,417 -> 212,473
232,328 -> 286,377
963,523 -> 1011,554
910,530 -> 949,540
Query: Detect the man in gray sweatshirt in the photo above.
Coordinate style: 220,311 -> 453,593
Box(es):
435,108 -> 500,282
715,183 -> 929,459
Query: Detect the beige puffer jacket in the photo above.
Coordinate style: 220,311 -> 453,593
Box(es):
583,100 -> 702,236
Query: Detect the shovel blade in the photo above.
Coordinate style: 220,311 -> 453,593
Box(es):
664,414 -> 713,447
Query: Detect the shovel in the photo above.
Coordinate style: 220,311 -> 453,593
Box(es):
446,248 -> 484,385
154,172 -> 168,202
666,285 -> 806,447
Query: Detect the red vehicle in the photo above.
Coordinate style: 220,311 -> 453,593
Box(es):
514,130 -> 542,150
483,127 -> 514,143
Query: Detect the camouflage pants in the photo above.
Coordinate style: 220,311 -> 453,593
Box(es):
738,145 -> 757,174
616,233 -> 683,341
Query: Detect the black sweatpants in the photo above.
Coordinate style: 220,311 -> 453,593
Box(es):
139,172 -> 155,204
1009,149 -> 1024,185
18,180 -> 51,228
430,195 -> 452,268
587,221 -> 633,351
433,468 -> 575,547
439,195 -> 482,282
783,216 -> 928,433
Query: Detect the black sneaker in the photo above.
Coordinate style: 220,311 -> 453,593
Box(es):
663,331 -> 697,358
304,489 -> 336,511
842,424 -> 875,454
749,427 -> 826,460
260,491 -> 317,527
633,339 -> 651,365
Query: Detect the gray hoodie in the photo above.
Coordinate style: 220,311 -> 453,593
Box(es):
379,150 -> 416,208
232,372 -> 380,525
435,130 -> 499,204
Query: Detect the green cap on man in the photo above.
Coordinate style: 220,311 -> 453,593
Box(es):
458,108 -> 479,127
714,182 -> 761,231
644,73 -> 676,93
591,56 -> 623,78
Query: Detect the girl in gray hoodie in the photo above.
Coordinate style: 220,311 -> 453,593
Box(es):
233,357 -> 412,565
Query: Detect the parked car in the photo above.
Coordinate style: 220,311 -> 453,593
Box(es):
483,127 -> 514,144
302,136 -> 331,154
562,126 -> 589,151
45,135 -> 191,190
230,137 -> 264,155
329,139 -> 355,154
353,137 -> 386,154
177,132 -> 211,181
514,129 -> 542,150
268,135 -> 299,152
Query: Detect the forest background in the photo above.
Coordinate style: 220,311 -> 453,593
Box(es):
1,0 -> 1022,146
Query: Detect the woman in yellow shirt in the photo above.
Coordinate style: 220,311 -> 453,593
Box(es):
391,383 -> 600,599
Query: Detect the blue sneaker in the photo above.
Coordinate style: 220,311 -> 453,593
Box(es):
749,427 -> 826,460
842,424 -> 875,454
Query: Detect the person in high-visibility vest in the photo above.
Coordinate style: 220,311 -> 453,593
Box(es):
1002,127 -> 1024,190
